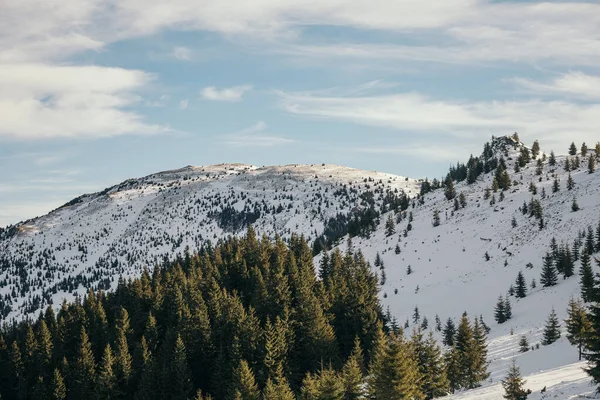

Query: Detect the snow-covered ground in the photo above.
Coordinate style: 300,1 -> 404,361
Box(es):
2,136 -> 600,397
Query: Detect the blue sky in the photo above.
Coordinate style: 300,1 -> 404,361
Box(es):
2,0 -> 600,226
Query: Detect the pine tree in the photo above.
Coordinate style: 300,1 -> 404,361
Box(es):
582,142 -> 588,157
413,306 -> 420,324
565,297 -> 591,361
471,318 -> 490,386
432,209 -> 440,227
494,296 -> 506,324
170,334 -> 193,400
553,177 -> 560,193
540,253 -> 558,287
262,377 -> 295,400
341,338 -> 365,400
563,245 -> 575,278
9,340 -> 26,400
50,368 -> 66,400
454,314 -> 477,389
504,297 -> 512,320
96,344 -> 116,399
502,359 -> 531,400
567,173 -> 574,190
580,250 -> 595,302
72,327 -> 96,399
519,335 -> 529,353
300,366 -> 344,400
442,319 -> 455,347
231,359 -> 260,400
412,330 -> 449,399
515,271 -> 527,298
385,214 -> 395,237
444,175 -> 456,200
569,142 -> 577,155
572,197 -> 580,212
531,140 -> 540,159
549,151 -> 556,166
589,156 -> 596,174
542,308 -> 561,345
369,332 -> 423,400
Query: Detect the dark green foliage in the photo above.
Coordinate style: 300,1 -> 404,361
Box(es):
569,142 -> 577,156
549,151 -> 556,166
502,360 -> 531,400
565,298 -> 591,361
442,318 -> 456,347
519,336 -> 529,353
540,253 -> 558,287
515,271 -> 527,298
580,250 -> 595,302
0,232 -> 389,399
542,308 -> 561,345
411,329 -> 449,399
494,296 -> 506,324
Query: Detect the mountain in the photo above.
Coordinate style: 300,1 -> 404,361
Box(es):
2,135 -> 600,398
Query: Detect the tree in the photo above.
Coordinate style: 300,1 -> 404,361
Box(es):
444,176 -> 456,200
459,192 -> 467,208
504,297 -> 512,320
569,142 -> 577,156
542,308 -> 561,345
442,319 -> 455,347
515,271 -> 527,298
50,368 -> 66,400
412,330 -> 449,399
572,197 -> 580,212
540,253 -> 558,287
531,140 -> 540,159
580,250 -> 595,302
567,173 -> 574,190
96,344 -> 116,399
582,142 -> 588,157
519,335 -> 529,353
72,327 -> 96,399
385,214 -> 395,237
263,377 -> 295,400
549,151 -> 556,166
432,210 -> 440,227
170,334 -> 193,400
341,339 -> 365,400
494,296 -> 506,324
231,359 -> 260,400
502,359 -> 531,400
369,333 -> 423,400
565,297 -> 591,360
413,306 -> 420,324
589,156 -> 596,174
553,177 -> 560,193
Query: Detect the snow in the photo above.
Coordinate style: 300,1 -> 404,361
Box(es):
2,138 -> 600,397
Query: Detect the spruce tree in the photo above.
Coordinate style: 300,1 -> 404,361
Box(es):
567,173 -> 574,190
412,330 -> 449,399
569,142 -> 577,155
580,250 -> 595,302
442,319 -> 456,347
341,338 -> 365,400
540,253 -> 558,287
96,344 -> 116,399
502,359 -> 531,400
515,271 -> 527,298
519,335 -> 529,353
300,366 -> 344,400
549,150 -> 556,166
504,297 -> 512,320
590,156 -> 596,174
262,377 -> 295,400
50,368 -> 66,400
471,318 -> 490,387
72,327 -> 96,399
231,359 -> 260,400
494,296 -> 506,324
369,332 -> 423,400
170,334 -> 193,400
565,297 -> 591,360
542,308 -> 561,345
385,214 -> 395,237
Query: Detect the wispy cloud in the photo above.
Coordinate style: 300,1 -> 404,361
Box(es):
276,85 -> 600,148
224,121 -> 297,147
201,85 -> 253,102
173,46 -> 191,60
511,72 -> 600,100
179,99 -> 189,109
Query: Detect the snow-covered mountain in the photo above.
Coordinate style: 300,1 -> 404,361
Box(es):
2,135 -> 600,398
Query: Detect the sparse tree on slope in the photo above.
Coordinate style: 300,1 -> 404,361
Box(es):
540,253 -> 558,287
515,271 -> 527,298
502,359 -> 531,400
542,308 -> 561,345
565,297 -> 591,361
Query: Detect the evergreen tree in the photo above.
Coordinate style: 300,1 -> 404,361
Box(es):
341,339 -> 364,400
432,210 -> 440,227
50,368 -> 66,400
494,296 -> 506,324
385,214 -> 395,237
96,344 -> 116,399
565,297 -> 591,361
569,142 -> 577,155
442,319 -> 456,347
300,366 -> 344,400
231,359 -> 260,400
567,173 -> 574,190
531,140 -> 540,159
572,197 -> 580,212
580,250 -> 595,302
502,359 -> 531,400
590,156 -> 596,174
170,334 -> 193,400
369,333 -> 423,400
471,318 -> 490,387
582,142 -> 588,157
540,253 -> 558,287
444,175 -> 456,200
413,306 -> 420,324
72,327 -> 96,399
549,151 -> 556,166
412,330 -> 449,399
515,271 -> 527,298
519,336 -> 529,353
542,308 -> 561,345
262,377 -> 295,400
504,297 -> 512,321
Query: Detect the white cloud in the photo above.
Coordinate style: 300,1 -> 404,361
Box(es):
511,72 -> 600,100
276,87 -> 600,148
0,63 -> 164,139
224,121 -> 297,147
173,46 -> 191,60
179,99 -> 189,109
201,85 -> 252,102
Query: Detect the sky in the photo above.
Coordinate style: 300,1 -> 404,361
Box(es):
1,0 -> 600,227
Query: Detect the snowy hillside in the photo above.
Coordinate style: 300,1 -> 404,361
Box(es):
2,135 -> 600,397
